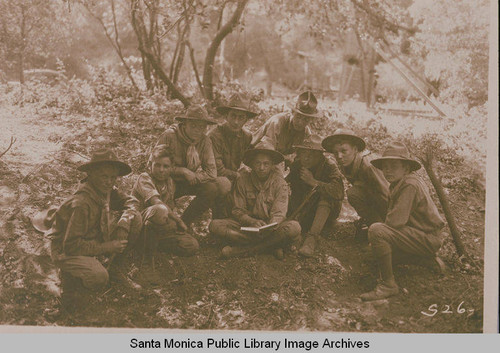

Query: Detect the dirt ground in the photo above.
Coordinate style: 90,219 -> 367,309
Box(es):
0,97 -> 485,332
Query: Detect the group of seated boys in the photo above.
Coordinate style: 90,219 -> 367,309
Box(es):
41,90 -> 446,303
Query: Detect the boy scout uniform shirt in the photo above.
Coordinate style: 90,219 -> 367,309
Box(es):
287,155 -> 344,202
209,123 -> 252,181
232,168 -> 289,224
49,182 -> 139,260
251,112 -> 312,155
340,152 -> 389,200
386,173 -> 444,233
156,124 -> 217,184
132,172 -> 176,210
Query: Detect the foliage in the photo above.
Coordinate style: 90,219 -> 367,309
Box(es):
407,0 -> 490,107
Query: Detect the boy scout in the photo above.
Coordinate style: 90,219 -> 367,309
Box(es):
48,148 -> 142,295
251,90 -> 321,164
287,135 -> 344,257
209,141 -> 301,259
322,129 -> 389,239
361,141 -> 445,301
155,104 -> 229,226
209,93 -> 258,218
210,93 -> 258,181
132,145 -> 199,259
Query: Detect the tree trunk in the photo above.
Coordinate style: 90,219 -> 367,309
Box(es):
186,40 -> 204,96
202,0 -> 248,101
365,47 -> 376,107
140,48 -> 190,108
19,4 -> 26,84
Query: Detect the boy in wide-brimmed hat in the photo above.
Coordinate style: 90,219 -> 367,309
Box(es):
360,141 -> 445,301
286,135 -> 344,257
251,90 -> 322,165
322,128 -> 389,239
48,148 -> 142,300
132,145 -> 199,260
208,93 -> 258,218
155,104 -> 229,226
209,141 -> 301,259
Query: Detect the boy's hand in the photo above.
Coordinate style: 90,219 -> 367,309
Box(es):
103,240 -> 128,254
299,167 -> 318,187
251,219 -> 267,228
182,169 -> 197,185
115,227 -> 128,241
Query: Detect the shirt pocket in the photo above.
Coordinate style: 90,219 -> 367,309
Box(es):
245,190 -> 257,207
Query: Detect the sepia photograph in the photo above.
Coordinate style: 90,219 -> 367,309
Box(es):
0,0 -> 496,335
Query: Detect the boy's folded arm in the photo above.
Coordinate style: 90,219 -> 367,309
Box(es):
385,184 -> 418,229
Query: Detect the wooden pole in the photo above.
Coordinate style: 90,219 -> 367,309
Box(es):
381,40 -> 439,97
373,43 -> 447,117
420,149 -> 467,257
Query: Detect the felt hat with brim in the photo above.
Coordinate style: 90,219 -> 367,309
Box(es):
293,134 -> 325,152
243,141 -> 284,167
216,93 -> 258,118
77,148 -> 132,176
371,141 -> 421,171
321,128 -> 366,152
175,104 -> 217,125
288,90 -> 323,119
31,205 -> 58,233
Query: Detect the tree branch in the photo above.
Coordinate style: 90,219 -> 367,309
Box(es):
350,0 -> 416,35
0,137 -> 16,159
84,1 -> 140,92
202,0 -> 248,101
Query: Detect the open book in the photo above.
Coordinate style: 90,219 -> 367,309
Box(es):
240,222 -> 278,233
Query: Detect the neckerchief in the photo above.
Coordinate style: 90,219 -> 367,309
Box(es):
176,123 -> 201,171
249,167 -> 281,221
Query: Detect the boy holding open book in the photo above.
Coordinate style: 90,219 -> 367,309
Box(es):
208,141 -> 301,259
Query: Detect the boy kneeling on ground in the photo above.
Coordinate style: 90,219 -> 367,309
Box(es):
48,149 -> 142,299
132,144 -> 199,259
322,129 -> 389,240
209,141 -> 301,259
361,141 -> 446,301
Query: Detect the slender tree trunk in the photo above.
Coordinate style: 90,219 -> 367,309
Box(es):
202,0 -> 248,101
186,40 -> 204,96
19,4 -> 26,84
140,48 -> 190,107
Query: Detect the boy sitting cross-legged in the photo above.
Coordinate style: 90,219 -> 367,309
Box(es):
132,144 -> 199,260
208,141 -> 301,259
360,141 -> 446,301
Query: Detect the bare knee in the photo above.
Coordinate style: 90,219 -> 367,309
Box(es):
368,222 -> 387,241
